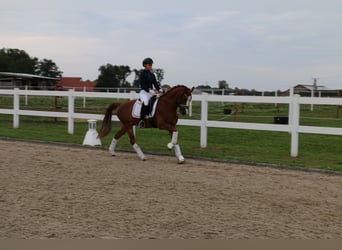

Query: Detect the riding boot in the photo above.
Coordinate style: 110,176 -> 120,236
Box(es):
139,104 -> 148,128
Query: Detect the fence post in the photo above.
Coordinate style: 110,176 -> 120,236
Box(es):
130,91 -> 137,136
25,85 -> 28,105
200,93 -> 208,148
68,89 -> 75,134
13,88 -> 20,128
130,91 -> 136,101
189,99 -> 192,117
310,88 -> 314,112
288,87 -> 294,126
83,86 -> 86,108
290,94 -> 300,157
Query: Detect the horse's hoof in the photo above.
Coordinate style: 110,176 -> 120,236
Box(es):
178,156 -> 185,164
167,143 -> 174,150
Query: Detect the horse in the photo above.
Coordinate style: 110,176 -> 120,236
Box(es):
98,85 -> 194,163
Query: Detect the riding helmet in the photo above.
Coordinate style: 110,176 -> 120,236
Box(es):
142,57 -> 154,66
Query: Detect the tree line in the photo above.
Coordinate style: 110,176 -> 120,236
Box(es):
0,48 -> 63,78
96,64 -> 165,90
0,48 -> 166,90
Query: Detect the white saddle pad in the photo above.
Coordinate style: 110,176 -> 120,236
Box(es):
132,99 -> 159,118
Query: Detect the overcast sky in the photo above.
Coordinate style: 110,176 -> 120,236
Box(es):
1,0 -> 342,90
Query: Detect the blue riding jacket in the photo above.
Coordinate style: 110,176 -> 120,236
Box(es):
139,70 -> 160,92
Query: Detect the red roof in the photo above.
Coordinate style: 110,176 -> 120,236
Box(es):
57,77 -> 96,91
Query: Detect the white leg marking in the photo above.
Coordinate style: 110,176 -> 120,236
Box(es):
167,131 -> 178,150
109,138 -> 117,156
133,143 -> 146,161
174,144 -> 185,164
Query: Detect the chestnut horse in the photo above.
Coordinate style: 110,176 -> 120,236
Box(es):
98,85 -> 194,163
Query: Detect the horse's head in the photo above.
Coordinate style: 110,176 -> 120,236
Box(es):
161,85 -> 194,115
177,86 -> 194,115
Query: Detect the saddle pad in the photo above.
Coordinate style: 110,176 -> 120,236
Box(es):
132,99 -> 159,118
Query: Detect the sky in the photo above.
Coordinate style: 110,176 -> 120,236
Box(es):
1,0 -> 342,90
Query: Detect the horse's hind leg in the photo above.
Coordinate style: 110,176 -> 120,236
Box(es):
127,126 -> 146,161
109,138 -> 117,156
109,126 -> 127,156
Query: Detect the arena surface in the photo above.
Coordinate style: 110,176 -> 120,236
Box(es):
0,140 -> 342,239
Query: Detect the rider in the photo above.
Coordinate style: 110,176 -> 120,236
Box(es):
138,57 -> 161,128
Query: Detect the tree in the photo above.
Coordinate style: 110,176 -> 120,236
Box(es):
197,85 -> 212,89
96,64 -> 131,90
0,48 -> 63,78
153,68 -> 164,84
35,58 -> 63,78
218,80 -> 228,89
132,69 -> 142,88
131,68 -> 165,88
0,48 -> 37,73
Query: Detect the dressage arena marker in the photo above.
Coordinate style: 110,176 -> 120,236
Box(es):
82,119 -> 101,146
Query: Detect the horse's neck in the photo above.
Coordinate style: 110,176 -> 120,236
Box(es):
165,91 -> 178,100
166,87 -> 184,99
162,89 -> 182,105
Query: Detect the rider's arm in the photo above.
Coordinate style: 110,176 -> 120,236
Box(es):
151,73 -> 161,91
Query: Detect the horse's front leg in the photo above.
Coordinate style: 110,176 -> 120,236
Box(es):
167,130 -> 178,150
174,144 -> 185,164
127,126 -> 146,161
167,130 -> 185,164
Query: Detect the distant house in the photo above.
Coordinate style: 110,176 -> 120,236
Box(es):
295,84 -> 342,97
293,84 -> 329,94
281,84 -> 337,97
0,72 -> 58,89
57,77 -> 97,91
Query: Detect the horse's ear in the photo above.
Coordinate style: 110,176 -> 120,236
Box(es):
190,87 -> 195,92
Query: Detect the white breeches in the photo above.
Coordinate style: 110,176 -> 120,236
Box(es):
139,90 -> 152,105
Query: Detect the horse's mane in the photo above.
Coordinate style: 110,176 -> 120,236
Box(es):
161,85 -> 188,98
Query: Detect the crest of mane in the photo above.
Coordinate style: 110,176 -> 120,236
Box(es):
162,85 -> 188,96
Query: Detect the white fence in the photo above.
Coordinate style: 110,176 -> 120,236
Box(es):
1,88 -> 342,157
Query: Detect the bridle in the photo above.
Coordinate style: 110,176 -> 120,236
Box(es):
158,86 -> 193,115
178,93 -> 192,115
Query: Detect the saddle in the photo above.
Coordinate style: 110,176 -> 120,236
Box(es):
132,95 -> 159,119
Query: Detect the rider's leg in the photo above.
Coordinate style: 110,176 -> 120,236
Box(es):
139,92 -> 150,128
139,104 -> 148,128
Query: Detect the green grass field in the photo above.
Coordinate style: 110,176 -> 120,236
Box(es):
1,95 -> 342,171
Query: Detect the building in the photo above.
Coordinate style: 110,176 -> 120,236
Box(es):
280,84 -> 341,97
0,72 -> 58,89
293,84 -> 328,95
293,84 -> 342,97
57,77 -> 97,91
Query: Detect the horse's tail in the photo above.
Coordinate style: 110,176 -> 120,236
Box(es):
98,102 -> 121,138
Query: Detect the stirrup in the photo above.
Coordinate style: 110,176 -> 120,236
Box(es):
138,120 -> 145,128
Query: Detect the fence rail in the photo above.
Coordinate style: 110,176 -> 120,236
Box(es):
1,88 -> 342,157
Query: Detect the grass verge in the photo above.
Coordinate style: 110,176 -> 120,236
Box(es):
0,116 -> 341,172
